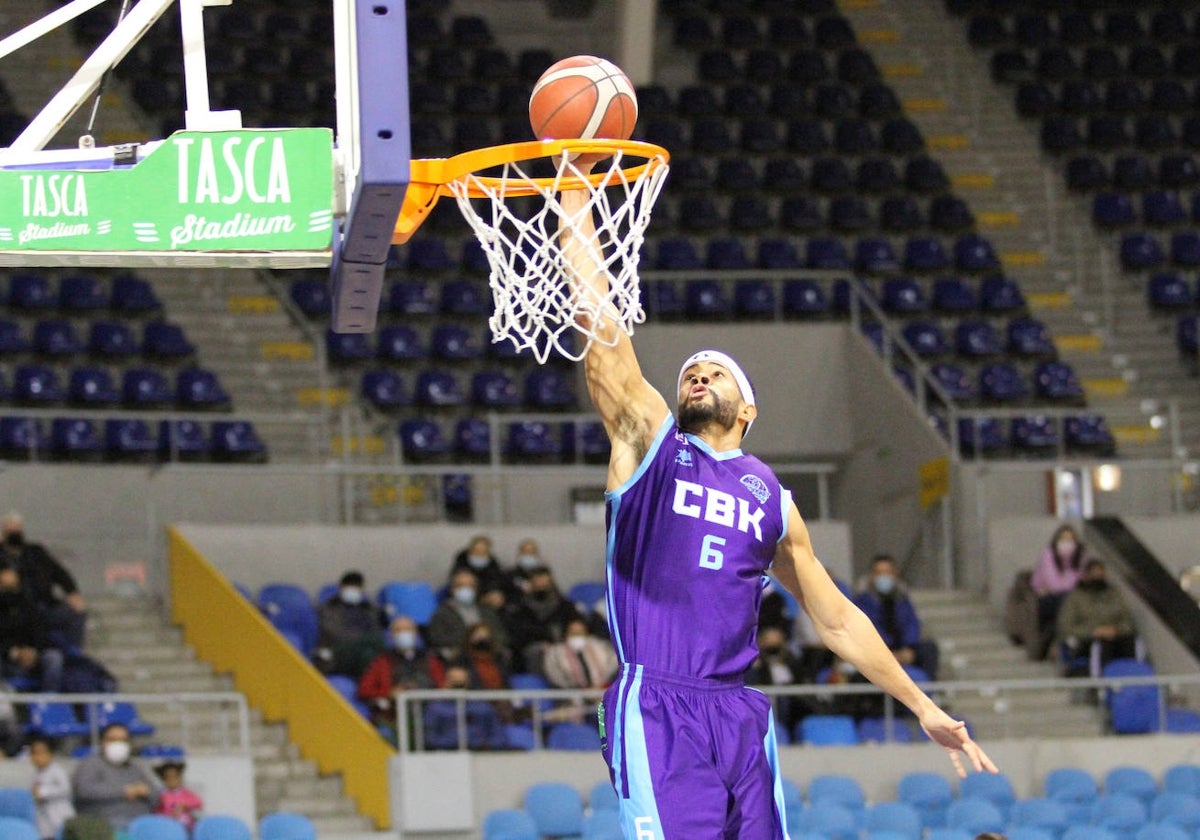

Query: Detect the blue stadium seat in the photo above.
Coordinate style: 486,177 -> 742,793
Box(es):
377,325 -> 425,362
1114,155 -> 1155,191
1059,80 -> 1100,115
1136,114 -> 1176,151
546,722 -> 602,751
954,234 -> 1000,274
524,783 -> 584,838
955,320 -> 1002,358
68,367 -> 119,406
808,774 -> 866,814
684,279 -> 730,320
980,275 -> 1026,314
9,273 -> 54,310
1064,415 -> 1116,455
1034,361 -> 1085,402
810,157 -> 852,194
882,277 -> 928,315
761,157 -> 806,194
788,49 -> 831,87
798,715 -> 858,745
388,280 -> 438,316
713,161 -> 761,197
856,157 -> 901,194
728,197 -> 773,231
1087,115 -> 1130,151
930,363 -> 976,401
898,772 -> 954,829
1066,156 -> 1108,192
783,280 -> 829,319
431,325 -> 482,362
834,117 -> 878,155
0,417 -> 44,459
0,321 -> 27,356
507,421 -> 560,462
1179,315 -> 1199,357
111,274 -> 162,316
361,370 -> 409,411
453,417 -> 491,462
258,813 -> 315,840
689,118 -> 734,157
85,321 -> 136,358
1170,232 -> 1200,268
905,157 -> 948,193
14,365 -> 64,405
414,370 -> 465,407
904,237 -> 951,274
929,195 -> 975,234
1120,232 -> 1166,271
176,369 -> 230,411
377,581 -> 438,626
211,421 -> 267,463
655,238 -> 703,271
1099,79 -> 1140,114
855,238 -> 899,273
142,322 -> 194,361
733,280 -> 776,320
398,418 -> 449,462
471,370 -> 519,410
1041,117 -> 1083,155
325,329 -> 373,365
645,281 -> 685,321
1007,318 -> 1054,358
32,319 -> 82,357
158,420 -> 211,461
806,238 -> 851,270
902,321 -> 949,357
1092,793 -> 1149,832
859,81 -> 901,120
785,117 -> 831,156
881,117 -> 924,155
1148,272 -> 1195,310
767,13 -> 810,49
1161,155 -> 1200,190
779,196 -> 824,233
837,47 -> 879,85
25,701 -> 90,738
482,808 -> 538,840
947,798 -> 1005,835
1150,79 -> 1190,112
59,275 -> 108,312
980,363 -> 1030,403
880,196 -> 924,232
1093,192 -> 1137,228
757,238 -> 802,270
676,195 -> 723,230
440,279 -> 487,316
525,368 -> 575,410
766,84 -> 809,121
829,196 -> 872,233
50,417 -> 103,461
737,118 -> 780,154
1143,191 -> 1187,227
1104,767 -> 1158,807
958,417 -> 1007,457
105,419 -> 157,461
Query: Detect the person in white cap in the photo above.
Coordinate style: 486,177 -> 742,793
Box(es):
555,183 -> 997,839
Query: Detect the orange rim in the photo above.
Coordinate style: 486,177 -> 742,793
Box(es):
393,139 -> 669,244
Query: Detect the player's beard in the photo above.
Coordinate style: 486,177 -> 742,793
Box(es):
678,391 -> 738,435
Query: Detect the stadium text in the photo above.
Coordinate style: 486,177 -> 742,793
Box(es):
172,136 -> 292,205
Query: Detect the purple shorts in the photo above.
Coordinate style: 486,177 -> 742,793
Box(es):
599,664 -> 789,839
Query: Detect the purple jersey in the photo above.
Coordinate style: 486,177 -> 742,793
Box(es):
605,416 -> 791,681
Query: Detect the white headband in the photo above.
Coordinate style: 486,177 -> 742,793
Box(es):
677,349 -> 756,434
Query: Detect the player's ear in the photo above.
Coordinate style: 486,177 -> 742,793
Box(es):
740,403 -> 757,424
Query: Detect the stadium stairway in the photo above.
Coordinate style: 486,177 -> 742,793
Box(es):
910,588 -> 1105,739
840,0 -> 1197,458
85,594 -> 376,834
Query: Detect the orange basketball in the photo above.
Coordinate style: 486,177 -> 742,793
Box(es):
528,55 -> 638,143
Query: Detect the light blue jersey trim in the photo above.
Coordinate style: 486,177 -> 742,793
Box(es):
684,432 -> 743,461
604,493 -> 626,662
777,488 -> 793,544
617,665 -> 664,839
606,414 -> 674,501
609,667 -> 630,797
761,703 -> 792,840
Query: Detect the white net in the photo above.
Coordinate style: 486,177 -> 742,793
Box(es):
447,147 -> 669,365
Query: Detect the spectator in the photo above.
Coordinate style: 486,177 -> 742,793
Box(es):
1030,524 -> 1088,660
72,723 -> 158,831
757,578 -> 794,639
463,622 -> 510,688
542,617 -> 617,690
747,626 -> 808,732
152,761 -> 202,831
1057,558 -> 1138,676
426,569 -> 509,661
852,555 -> 939,679
0,567 -> 64,692
313,571 -> 384,677
30,734 -> 74,840
509,538 -> 546,593
792,572 -> 854,682
507,566 -> 580,674
0,512 -> 86,650
358,615 -> 446,736
448,535 -> 515,599
421,663 -> 505,750
818,655 -> 884,721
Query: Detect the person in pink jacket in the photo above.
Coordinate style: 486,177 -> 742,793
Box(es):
1030,524 -> 1089,659
153,761 -> 203,831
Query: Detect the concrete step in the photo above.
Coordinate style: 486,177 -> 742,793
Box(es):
309,815 -> 378,835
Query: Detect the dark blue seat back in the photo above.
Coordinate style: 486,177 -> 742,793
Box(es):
431,325 -> 482,361
105,419 -> 157,458
143,322 -> 194,360
123,368 -> 171,407
979,363 -> 1029,403
388,280 -> 438,316
414,370 -> 464,406
453,417 -> 491,460
9,273 -> 54,310
69,367 -> 119,405
0,417 -> 45,457
32,319 -> 82,357
325,329 -> 373,364
212,421 -> 267,461
111,274 -> 162,315
377,325 -> 425,361
87,322 -> 138,357
158,420 -> 211,459
507,421 -> 560,461
1035,361 -> 1084,401
14,365 -> 63,404
525,369 -> 575,410
471,370 -> 519,409
955,320 -> 1002,357
361,369 -> 408,410
177,369 -> 230,409
59,275 -> 108,311
685,280 -> 730,319
783,280 -> 829,318
50,418 -> 102,458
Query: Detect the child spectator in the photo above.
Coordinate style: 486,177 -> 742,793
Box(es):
29,734 -> 74,840
153,761 -> 203,831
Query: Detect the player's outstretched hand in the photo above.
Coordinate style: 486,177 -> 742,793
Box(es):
919,706 -> 999,778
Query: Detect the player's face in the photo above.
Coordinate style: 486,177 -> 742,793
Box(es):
678,362 -> 741,434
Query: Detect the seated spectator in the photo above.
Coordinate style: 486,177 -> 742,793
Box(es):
1057,558 -> 1138,676
507,566 -> 580,674
448,535 -> 516,599
152,761 -> 202,832
508,537 -> 546,593
0,567 -> 64,692
72,723 -> 158,831
747,626 -> 808,732
852,555 -> 939,679
1,512 -> 86,649
313,570 -> 384,677
421,663 -> 505,750
463,622 -> 510,687
791,570 -> 854,682
426,570 -> 509,662
358,615 -> 446,738
542,617 -> 617,690
757,578 -> 794,639
1030,524 -> 1088,660
30,734 -> 75,840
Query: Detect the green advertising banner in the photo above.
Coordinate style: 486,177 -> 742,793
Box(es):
0,128 -> 335,264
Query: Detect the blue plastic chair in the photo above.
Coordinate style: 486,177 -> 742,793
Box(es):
111,274 -> 162,316
0,816 -> 39,840
158,420 -> 212,461
90,701 -> 155,736
1163,765 -> 1200,797
980,363 -> 1030,403
69,368 -> 119,406
14,365 -> 64,405
176,368 -> 230,410
1151,791 -> 1200,832
1105,766 -> 1159,806
1045,767 -> 1099,822
289,278 -> 330,318
524,783 -> 584,837
58,275 -> 108,311
481,809 -> 538,840
377,581 -> 438,626
194,816 -> 252,840
128,815 -> 188,840
856,716 -> 914,743
24,702 -> 89,738
1065,415 -> 1116,455
1005,828 -> 1056,840
259,812 -> 316,840
903,237 -> 950,273
50,418 -> 103,461
798,715 -> 858,745
864,802 -> 921,840
808,775 -> 865,812
961,772 -> 1016,819
1009,797 -> 1070,838
122,368 -> 172,408
946,797 -> 1004,834
142,322 -> 194,361
898,772 -> 954,829
0,789 -> 35,825
791,802 -> 858,840
581,808 -> 622,840
32,319 -> 82,357
105,419 -> 158,461
399,418 -> 450,461
588,781 -> 618,813
211,421 -> 267,463
1091,793 -> 1148,832
360,370 -> 408,412
258,584 -> 318,653
546,722 -> 601,751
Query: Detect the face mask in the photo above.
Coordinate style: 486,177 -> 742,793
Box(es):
518,553 -> 540,570
470,638 -> 492,651
1056,540 -> 1076,556
103,741 -> 131,764
3,533 -> 23,549
1079,579 -> 1108,592
467,554 -> 489,569
454,586 -> 476,605
567,636 -> 587,652
530,590 -> 552,602
760,645 -> 783,657
874,575 -> 895,595
392,630 -> 417,650
340,587 -> 364,605
836,660 -> 857,677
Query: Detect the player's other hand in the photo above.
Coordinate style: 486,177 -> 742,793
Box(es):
919,707 -> 999,778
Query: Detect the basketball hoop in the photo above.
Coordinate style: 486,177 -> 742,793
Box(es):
394,139 -> 670,364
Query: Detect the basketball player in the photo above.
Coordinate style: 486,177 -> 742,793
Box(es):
556,185 -> 997,838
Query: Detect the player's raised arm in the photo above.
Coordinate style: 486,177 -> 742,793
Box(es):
558,185 -> 669,480
771,502 -> 998,778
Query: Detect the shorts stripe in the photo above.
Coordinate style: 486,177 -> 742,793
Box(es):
762,708 -> 792,839
616,665 -> 664,838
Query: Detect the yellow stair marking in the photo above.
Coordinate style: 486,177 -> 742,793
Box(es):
978,211 -> 1020,228
928,134 -> 970,151
1083,378 -> 1129,399
227,295 -> 279,314
839,0 -> 880,8
1001,251 -> 1046,267
883,63 -> 923,79
951,173 -> 996,189
1113,425 -> 1161,444
331,436 -> 387,457
859,28 -> 900,43
904,97 -> 947,113
296,387 -> 349,407
1054,334 -> 1103,353
104,130 -> 146,146
261,341 -> 314,361
1027,291 -> 1072,309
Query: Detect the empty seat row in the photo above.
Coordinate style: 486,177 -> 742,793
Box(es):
1093,189 -> 1200,228
0,365 -> 229,410
361,368 -> 576,412
632,115 -> 926,158
991,43 -> 1200,85
969,10 -> 1200,50
0,417 -> 265,462
1042,115 -> 1200,155
624,80 -> 903,121
672,12 -> 855,52
897,317 -> 1059,362
666,156 -> 948,199
1067,153 -> 1200,192
292,278 -> 488,321
0,319 -> 193,361
328,324 -> 563,366
399,417 -> 607,464
1017,78 -> 1200,118
1119,231 -> 1200,270
956,414 -> 1115,458
1,273 -> 162,315
897,359 -> 1084,405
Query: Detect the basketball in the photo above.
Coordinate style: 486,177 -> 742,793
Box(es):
528,55 -> 638,144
